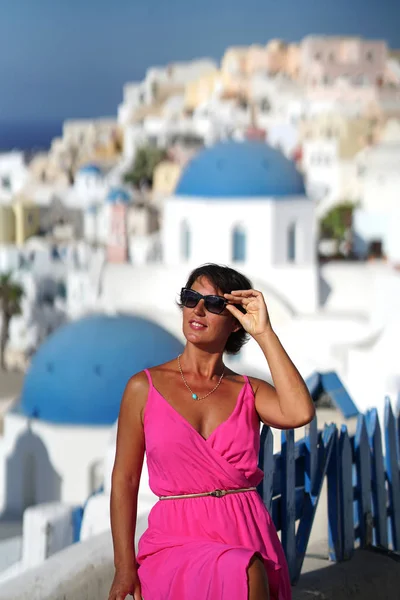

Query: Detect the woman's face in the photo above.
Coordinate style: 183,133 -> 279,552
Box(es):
182,277 -> 240,351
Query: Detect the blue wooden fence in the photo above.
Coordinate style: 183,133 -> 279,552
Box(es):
257,397 -> 400,585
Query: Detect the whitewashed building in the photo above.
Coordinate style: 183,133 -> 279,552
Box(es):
0,153 -> 29,202
353,123 -> 400,260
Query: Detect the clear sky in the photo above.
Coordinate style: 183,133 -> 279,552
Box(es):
1,0 -> 400,124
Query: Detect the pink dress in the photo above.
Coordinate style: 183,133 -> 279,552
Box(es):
137,369 -> 291,600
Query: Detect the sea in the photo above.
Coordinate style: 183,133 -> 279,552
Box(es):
0,121 -> 63,153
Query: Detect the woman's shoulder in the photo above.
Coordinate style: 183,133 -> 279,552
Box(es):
123,370 -> 149,405
122,365 -> 176,416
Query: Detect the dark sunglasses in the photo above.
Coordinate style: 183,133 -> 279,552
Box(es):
180,288 -> 228,315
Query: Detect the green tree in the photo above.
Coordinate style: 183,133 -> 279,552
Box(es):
124,145 -> 167,188
0,273 -> 24,370
319,201 -> 357,242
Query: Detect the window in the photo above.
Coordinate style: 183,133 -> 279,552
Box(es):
368,240 -> 383,258
232,225 -> 246,262
366,51 -> 374,62
287,223 -> 297,262
1,176 -> 11,190
260,98 -> 271,113
355,74 -> 367,85
180,221 -> 191,260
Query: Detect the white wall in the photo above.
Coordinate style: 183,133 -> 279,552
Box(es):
354,152 -> 400,260
271,199 -> 316,265
319,261 -> 384,318
0,245 -> 20,273
66,271 -> 98,318
22,503 -> 75,570
360,162 -> 400,214
163,198 -> 273,265
163,196 -> 315,267
0,413 -> 111,516
302,139 -> 357,215
0,152 -> 28,199
352,210 -> 389,257
73,173 -> 107,207
0,530 -> 115,600
385,210 -> 400,264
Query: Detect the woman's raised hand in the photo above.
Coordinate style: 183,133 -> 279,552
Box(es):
224,289 -> 271,338
108,568 -> 142,600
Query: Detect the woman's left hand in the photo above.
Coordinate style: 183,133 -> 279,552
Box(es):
224,290 -> 272,338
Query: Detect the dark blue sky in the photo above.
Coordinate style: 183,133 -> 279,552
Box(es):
1,0 -> 400,124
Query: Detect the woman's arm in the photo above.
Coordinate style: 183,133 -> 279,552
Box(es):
251,328 -> 315,429
225,289 -> 315,430
109,372 -> 148,600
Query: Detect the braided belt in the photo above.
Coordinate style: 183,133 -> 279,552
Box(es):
159,486 -> 257,500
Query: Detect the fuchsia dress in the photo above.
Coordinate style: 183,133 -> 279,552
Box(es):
137,369 -> 291,599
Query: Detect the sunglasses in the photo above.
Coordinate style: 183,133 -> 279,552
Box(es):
180,288 -> 228,315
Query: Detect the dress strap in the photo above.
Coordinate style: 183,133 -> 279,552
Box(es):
143,368 -> 153,389
242,374 -> 255,403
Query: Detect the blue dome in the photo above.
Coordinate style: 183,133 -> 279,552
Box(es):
107,187 -> 131,203
79,164 -> 103,176
175,141 -> 305,198
20,315 -> 183,425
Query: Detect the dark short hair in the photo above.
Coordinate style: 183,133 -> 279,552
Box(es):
180,263 -> 252,355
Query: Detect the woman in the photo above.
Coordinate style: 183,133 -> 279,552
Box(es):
109,263 -> 315,600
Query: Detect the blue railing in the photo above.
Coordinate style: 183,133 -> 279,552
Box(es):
257,398 -> 400,585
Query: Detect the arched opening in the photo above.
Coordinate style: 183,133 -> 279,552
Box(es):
287,222 -> 297,263
180,220 -> 191,260
232,225 -> 246,262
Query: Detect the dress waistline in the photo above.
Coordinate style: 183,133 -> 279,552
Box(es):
159,487 -> 257,500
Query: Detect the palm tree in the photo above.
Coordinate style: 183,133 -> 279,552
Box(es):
0,273 -> 24,370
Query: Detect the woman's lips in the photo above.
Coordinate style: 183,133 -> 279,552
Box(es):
189,320 -> 207,330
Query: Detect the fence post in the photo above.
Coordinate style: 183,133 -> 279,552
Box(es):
305,417 -> 318,496
354,414 -> 373,547
281,428 -> 296,582
339,425 -> 354,559
367,409 -> 388,547
258,425 -> 274,514
327,427 -> 342,561
384,398 -> 400,551
294,418 -> 326,582
397,409 -> 400,468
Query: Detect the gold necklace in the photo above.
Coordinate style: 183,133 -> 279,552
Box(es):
177,354 -> 225,401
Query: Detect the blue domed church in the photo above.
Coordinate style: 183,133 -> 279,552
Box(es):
162,140 -> 318,314
0,314 -> 183,516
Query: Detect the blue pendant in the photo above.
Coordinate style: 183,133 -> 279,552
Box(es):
192,393 -> 198,400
